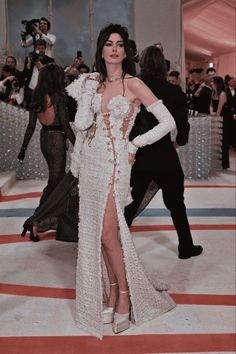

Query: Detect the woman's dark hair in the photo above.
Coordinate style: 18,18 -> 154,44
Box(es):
169,70 -> 180,78
224,74 -> 233,86
77,63 -> 90,73
95,23 -> 134,82
211,76 -> 225,96
31,63 -> 65,113
139,46 -> 167,79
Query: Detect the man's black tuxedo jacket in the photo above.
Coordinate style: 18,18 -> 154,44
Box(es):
225,87 -> 236,116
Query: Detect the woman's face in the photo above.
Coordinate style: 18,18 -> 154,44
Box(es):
102,33 -> 126,65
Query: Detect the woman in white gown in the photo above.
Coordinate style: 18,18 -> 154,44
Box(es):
67,24 -> 176,339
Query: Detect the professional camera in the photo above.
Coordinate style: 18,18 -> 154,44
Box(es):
29,50 -> 42,64
21,19 -> 40,36
12,79 -> 20,90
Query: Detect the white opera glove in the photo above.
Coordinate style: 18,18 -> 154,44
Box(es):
70,131 -> 86,177
128,100 -> 176,154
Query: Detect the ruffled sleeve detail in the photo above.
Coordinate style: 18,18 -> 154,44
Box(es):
66,72 -> 100,132
66,72 -> 100,103
66,75 -> 87,103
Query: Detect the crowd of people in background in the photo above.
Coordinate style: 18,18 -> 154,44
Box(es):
185,66 -> 236,168
0,16 -> 235,167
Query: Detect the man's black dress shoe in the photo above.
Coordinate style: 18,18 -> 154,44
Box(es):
178,245 -> 203,259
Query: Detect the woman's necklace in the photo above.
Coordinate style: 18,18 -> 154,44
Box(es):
106,75 -> 123,83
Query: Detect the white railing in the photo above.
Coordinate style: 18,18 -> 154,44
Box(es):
177,114 -> 222,179
0,101 -> 73,179
0,101 -> 222,180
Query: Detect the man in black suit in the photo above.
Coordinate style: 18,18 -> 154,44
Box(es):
225,77 -> 236,150
193,76 -> 212,114
22,38 -> 54,109
124,46 -> 203,259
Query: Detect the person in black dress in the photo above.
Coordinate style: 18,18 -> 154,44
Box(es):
209,76 -> 229,169
18,63 -> 76,241
225,76 -> 236,150
124,46 -> 203,259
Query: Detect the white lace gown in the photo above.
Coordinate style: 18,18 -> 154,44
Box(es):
67,73 -> 176,339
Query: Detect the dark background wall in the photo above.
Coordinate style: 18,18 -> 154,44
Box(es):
7,0 -> 134,69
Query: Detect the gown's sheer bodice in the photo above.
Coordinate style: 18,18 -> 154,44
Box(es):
82,93 -> 140,207
93,93 -> 140,139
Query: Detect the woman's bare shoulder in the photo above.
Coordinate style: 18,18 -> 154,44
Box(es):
219,91 -> 227,97
125,76 -> 145,90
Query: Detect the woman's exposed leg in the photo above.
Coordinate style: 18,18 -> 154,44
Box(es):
102,246 -> 118,307
101,190 -> 130,314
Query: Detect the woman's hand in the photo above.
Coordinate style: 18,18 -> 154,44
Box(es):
17,148 -> 26,163
84,76 -> 100,92
128,153 -> 136,165
4,76 -> 15,84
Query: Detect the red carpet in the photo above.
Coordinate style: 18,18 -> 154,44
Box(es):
0,333 -> 235,354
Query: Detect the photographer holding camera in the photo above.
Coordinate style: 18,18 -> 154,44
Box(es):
22,38 -> 54,109
0,65 -> 24,105
21,17 -> 56,58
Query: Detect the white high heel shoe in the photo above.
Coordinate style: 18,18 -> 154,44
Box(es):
103,282 -> 117,324
112,290 -> 131,334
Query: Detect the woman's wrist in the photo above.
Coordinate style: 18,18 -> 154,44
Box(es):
128,140 -> 139,154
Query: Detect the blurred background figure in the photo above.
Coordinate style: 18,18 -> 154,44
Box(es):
77,63 -> 90,74
186,67 -> 203,109
210,76 -> 229,169
225,75 -> 236,151
21,17 -> 56,57
18,63 -> 75,241
64,50 -> 87,72
64,66 -> 79,86
0,64 -> 24,105
22,38 -> 54,109
168,70 -> 181,86
153,42 -> 170,72
64,66 -> 79,122
125,45 -> 202,259
206,67 -> 216,79
0,65 -> 15,101
193,73 -> 212,114
5,56 -> 22,79
128,39 -> 140,75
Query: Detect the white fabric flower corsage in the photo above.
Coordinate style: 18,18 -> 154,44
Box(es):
108,96 -> 130,119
